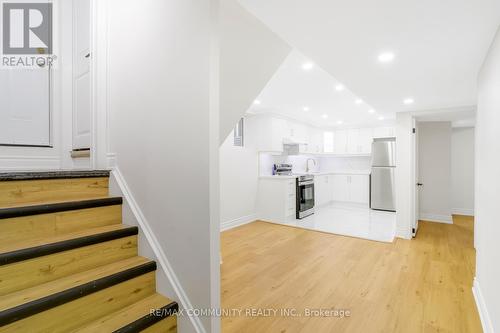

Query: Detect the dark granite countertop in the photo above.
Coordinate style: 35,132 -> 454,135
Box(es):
0,170 -> 111,181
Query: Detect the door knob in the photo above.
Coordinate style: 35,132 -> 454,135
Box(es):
417,183 -> 423,186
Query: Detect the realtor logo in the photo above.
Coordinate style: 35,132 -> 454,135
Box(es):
2,2 -> 53,55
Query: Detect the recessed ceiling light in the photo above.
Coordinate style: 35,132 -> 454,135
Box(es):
336,120 -> 344,125
378,116 -> 385,120
302,62 -> 314,70
321,114 -> 329,119
403,98 -> 414,105
355,99 -> 363,105
303,106 -> 310,112
368,109 -> 376,114
335,84 -> 345,92
378,52 -> 395,63
253,100 -> 261,105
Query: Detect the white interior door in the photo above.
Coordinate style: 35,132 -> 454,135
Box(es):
0,68 -> 51,146
72,0 -> 91,150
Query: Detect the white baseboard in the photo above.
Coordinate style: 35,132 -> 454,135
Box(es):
111,167 -> 206,333
221,213 -> 258,232
451,208 -> 474,216
472,278 -> 495,333
419,213 -> 453,224
0,155 -> 60,170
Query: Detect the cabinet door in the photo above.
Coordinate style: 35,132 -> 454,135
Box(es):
349,175 -> 369,204
334,130 -> 348,154
347,129 -> 359,153
331,175 -> 349,202
358,128 -> 373,154
271,118 -> 287,151
314,175 -> 328,206
373,126 -> 395,139
310,129 -> 323,153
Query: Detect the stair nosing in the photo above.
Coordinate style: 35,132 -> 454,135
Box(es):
0,170 -> 111,182
113,301 -> 178,333
0,197 -> 123,219
0,225 -> 138,266
0,260 -> 157,327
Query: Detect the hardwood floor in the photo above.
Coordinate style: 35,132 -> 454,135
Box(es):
221,216 -> 482,333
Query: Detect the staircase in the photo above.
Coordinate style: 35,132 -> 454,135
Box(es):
0,170 -> 177,332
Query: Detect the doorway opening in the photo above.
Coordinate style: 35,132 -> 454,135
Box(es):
412,109 -> 475,236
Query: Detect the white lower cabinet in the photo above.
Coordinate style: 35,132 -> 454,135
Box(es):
330,174 -> 369,205
331,175 -> 350,202
257,178 -> 296,221
314,175 -> 333,206
349,175 -> 370,204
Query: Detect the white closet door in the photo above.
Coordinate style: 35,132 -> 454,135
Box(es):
0,68 -> 51,146
72,0 -> 91,149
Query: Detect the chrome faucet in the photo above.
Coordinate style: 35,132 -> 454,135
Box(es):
306,158 -> 317,173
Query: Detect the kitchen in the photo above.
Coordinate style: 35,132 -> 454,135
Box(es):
220,50 -> 397,242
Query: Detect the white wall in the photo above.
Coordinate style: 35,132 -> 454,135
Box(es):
451,127 -> 475,215
474,25 -> 500,333
107,0 -> 219,332
395,112 -> 413,239
219,0 -> 291,143
219,128 -> 259,230
418,122 -> 452,223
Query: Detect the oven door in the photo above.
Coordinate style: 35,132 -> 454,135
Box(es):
297,181 -> 315,219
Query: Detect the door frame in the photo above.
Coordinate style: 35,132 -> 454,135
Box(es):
411,117 -> 419,237
89,0 -> 109,169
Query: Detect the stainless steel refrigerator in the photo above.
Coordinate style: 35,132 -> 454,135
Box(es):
370,138 -> 396,211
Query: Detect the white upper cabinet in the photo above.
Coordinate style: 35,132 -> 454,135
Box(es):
373,126 -> 396,138
252,116 -> 287,152
334,130 -> 349,154
250,114 -> 393,155
338,128 -> 373,154
308,127 -> 324,154
286,121 -> 308,143
357,128 -> 373,154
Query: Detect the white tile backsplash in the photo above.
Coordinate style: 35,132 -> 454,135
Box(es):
259,153 -> 371,176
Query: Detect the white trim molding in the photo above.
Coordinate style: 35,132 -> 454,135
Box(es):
472,278 -> 495,333
419,213 -> 453,224
451,208 -> 474,216
111,167 -> 206,333
221,213 -> 258,232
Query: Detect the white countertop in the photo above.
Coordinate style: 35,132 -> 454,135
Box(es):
259,170 -> 371,180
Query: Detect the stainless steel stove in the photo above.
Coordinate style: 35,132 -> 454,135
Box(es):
296,174 -> 315,219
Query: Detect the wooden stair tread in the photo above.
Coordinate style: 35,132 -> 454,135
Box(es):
73,293 -> 177,333
0,170 -> 110,182
0,256 -> 156,326
0,224 -> 138,264
0,196 -> 122,219
0,195 -> 111,210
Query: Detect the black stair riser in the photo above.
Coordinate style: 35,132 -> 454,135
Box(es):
0,226 -> 138,266
113,302 -> 179,333
0,197 -> 123,219
0,261 -> 157,327
0,170 -> 110,182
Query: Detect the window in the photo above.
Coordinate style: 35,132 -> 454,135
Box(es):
323,131 -> 334,153
234,118 -> 244,147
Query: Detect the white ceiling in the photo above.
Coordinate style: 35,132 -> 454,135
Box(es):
239,0 -> 500,119
249,49 -> 394,128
